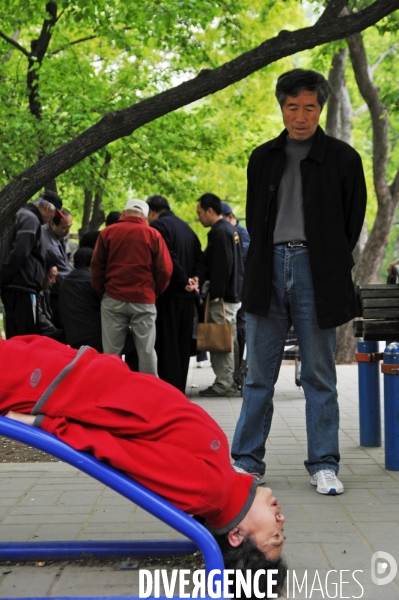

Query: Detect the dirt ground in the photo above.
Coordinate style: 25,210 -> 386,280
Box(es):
1,436 -> 59,463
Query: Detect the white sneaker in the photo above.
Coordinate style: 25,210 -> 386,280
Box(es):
310,469 -> 344,495
197,361 -> 205,368
233,464 -> 267,486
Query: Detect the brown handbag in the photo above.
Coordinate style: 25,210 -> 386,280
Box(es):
197,295 -> 233,353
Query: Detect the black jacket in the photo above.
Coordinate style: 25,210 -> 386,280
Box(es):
205,218 -> 243,303
59,267 -> 102,351
37,290 -> 65,342
0,204 -> 45,294
242,126 -> 367,329
150,210 -> 206,298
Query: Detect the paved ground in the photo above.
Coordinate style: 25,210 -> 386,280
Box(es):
0,358 -> 398,599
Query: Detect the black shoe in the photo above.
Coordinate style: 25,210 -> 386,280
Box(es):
199,386 -> 224,397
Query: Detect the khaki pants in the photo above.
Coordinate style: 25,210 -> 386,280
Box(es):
101,294 -> 157,376
208,300 -> 241,394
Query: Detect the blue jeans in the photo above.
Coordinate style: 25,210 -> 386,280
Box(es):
231,245 -> 340,476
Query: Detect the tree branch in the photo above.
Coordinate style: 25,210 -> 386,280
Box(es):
0,0 -> 398,235
317,0 -> 350,24
51,35 -> 98,56
346,31 -> 389,200
0,30 -> 29,57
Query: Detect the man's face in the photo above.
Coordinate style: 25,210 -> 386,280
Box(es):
43,266 -> 58,290
51,215 -> 73,238
281,90 -> 322,140
196,203 -> 213,228
230,486 -> 285,562
147,209 -> 158,224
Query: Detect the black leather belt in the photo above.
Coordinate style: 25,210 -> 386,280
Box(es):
286,241 -> 307,248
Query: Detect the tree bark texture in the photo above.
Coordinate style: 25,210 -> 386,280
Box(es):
0,0 -> 398,238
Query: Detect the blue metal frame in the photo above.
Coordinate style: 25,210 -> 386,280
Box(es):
0,416 -> 225,599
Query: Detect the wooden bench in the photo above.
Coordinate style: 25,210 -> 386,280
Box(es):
353,284 -> 399,341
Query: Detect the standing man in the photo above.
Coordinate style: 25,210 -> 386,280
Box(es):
196,193 -> 243,397
42,208 -> 73,278
147,194 -> 206,393
42,207 -> 73,327
231,69 -> 367,494
0,191 -> 62,338
91,198 -> 173,375
221,202 -> 250,381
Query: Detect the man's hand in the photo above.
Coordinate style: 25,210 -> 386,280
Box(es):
387,260 -> 399,276
6,411 -> 35,426
185,277 -> 199,292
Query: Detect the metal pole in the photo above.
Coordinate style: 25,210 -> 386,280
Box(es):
356,339 -> 381,447
382,342 -> 399,470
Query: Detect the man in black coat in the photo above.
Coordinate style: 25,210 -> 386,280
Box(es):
59,247 -> 103,352
231,69 -> 367,495
196,193 -> 244,397
0,191 -> 62,338
147,195 -> 206,393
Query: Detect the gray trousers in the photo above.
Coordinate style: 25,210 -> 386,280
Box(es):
101,294 -> 158,376
208,300 -> 241,394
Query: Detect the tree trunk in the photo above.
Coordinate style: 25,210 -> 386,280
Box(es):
79,190 -> 93,239
89,193 -> 105,231
0,0 -> 397,238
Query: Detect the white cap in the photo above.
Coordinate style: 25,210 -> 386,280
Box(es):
124,198 -> 149,217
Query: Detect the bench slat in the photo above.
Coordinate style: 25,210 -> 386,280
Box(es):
362,298 -> 399,308
363,308 -> 399,318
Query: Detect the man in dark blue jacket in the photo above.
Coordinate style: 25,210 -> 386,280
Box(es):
147,195 -> 206,393
0,191 -> 62,338
232,69 -> 367,494
196,193 -> 244,397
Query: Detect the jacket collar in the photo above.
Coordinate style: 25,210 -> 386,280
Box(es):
25,203 -> 44,225
119,215 -> 146,225
157,210 -> 174,219
271,125 -> 326,164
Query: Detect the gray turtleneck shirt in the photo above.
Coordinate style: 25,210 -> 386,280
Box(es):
273,133 -> 315,245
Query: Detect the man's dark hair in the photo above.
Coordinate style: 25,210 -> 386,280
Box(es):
146,195 -> 170,212
52,207 -> 72,226
198,193 -> 222,215
105,211 -> 122,227
275,68 -> 331,108
44,250 -> 59,273
80,230 -> 100,249
74,247 -> 93,269
214,534 -> 287,599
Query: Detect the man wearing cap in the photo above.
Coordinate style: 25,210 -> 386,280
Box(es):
91,199 -> 173,375
146,194 -> 206,393
221,202 -> 250,387
0,190 -> 62,338
221,203 -> 250,263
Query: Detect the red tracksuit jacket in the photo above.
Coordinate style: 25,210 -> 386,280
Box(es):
0,336 -> 255,533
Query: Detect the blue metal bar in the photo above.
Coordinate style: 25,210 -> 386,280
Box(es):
0,540 -> 197,561
382,343 -> 399,470
0,416 -> 225,577
356,339 -> 381,447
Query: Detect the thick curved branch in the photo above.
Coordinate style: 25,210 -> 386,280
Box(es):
346,31 -> 389,201
0,0 -> 398,236
0,30 -> 29,57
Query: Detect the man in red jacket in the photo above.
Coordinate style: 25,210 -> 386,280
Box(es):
0,335 -> 286,595
91,199 -> 173,375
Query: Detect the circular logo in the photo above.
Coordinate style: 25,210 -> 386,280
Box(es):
30,368 -> 42,387
210,440 -> 221,450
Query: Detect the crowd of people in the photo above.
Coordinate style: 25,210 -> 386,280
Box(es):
0,68 -> 369,597
0,189 -> 248,397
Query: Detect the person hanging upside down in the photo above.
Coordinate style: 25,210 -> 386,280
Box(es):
0,335 -> 286,597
